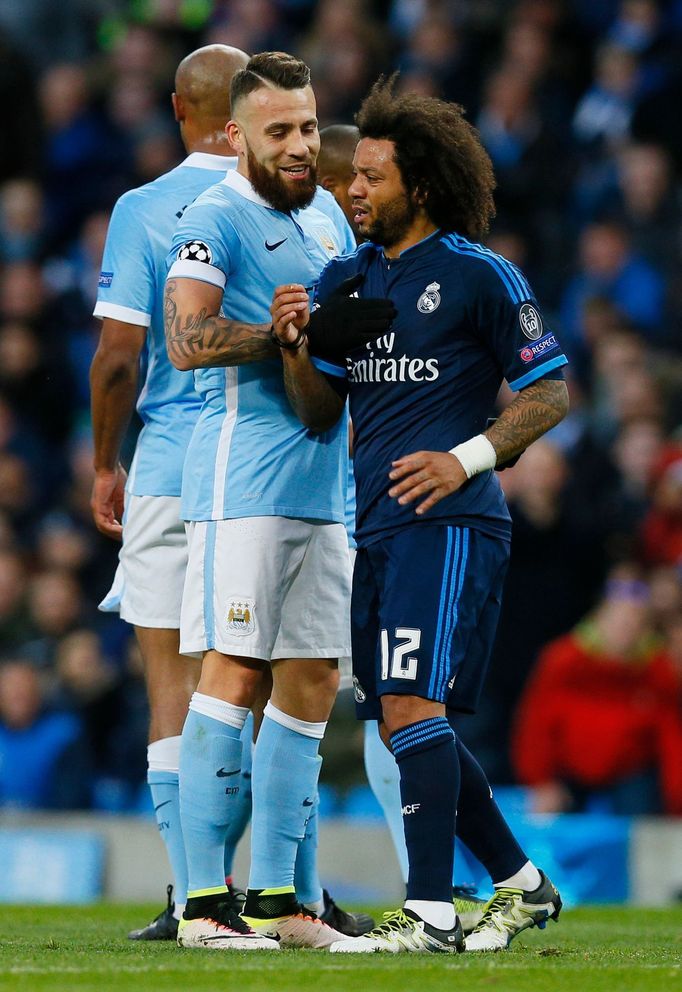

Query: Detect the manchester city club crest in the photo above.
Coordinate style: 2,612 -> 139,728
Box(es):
519,302 -> 543,340
227,598 -> 255,636
417,281 -> 441,313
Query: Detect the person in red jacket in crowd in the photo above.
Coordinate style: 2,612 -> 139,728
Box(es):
512,564 -> 682,816
641,445 -> 682,566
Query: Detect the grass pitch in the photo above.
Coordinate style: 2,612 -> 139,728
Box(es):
2,904 -> 681,992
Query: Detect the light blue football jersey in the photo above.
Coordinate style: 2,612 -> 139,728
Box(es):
94,152 -> 235,497
167,169 -> 356,523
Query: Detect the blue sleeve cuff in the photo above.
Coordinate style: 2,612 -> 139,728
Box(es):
311,355 -> 347,378
508,355 -> 568,392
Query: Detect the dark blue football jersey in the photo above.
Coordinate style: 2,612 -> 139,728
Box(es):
314,230 -> 568,547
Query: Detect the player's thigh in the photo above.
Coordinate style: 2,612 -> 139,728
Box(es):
272,521 -> 352,661
350,544 -> 383,721
134,626 -> 199,727
370,526 -> 503,707
109,495 -> 187,628
445,534 -> 509,714
180,516 -> 309,660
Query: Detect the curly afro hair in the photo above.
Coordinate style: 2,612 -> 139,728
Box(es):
356,75 -> 496,239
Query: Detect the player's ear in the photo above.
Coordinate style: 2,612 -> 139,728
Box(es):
319,175 -> 334,193
226,119 -> 242,154
172,93 -> 184,123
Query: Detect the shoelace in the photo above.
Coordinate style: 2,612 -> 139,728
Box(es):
367,910 -> 413,938
472,887 -> 524,935
212,902 -> 254,934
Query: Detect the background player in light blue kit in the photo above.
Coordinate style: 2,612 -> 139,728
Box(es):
163,52 -> 393,950
90,45 -> 251,941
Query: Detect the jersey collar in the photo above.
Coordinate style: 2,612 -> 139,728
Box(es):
222,168 -> 274,208
180,152 -> 237,172
382,228 -> 443,263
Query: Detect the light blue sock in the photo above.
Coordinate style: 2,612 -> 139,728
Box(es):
179,692 -> 249,896
223,712 -> 254,881
249,703 -> 324,891
147,768 -> 188,909
363,720 -> 408,882
293,795 -> 323,908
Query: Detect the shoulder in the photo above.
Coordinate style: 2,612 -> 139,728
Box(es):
439,232 -> 534,304
324,240 -> 377,275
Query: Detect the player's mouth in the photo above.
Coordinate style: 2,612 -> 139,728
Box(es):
280,164 -> 311,181
353,204 -> 370,224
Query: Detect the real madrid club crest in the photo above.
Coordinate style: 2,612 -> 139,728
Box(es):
227,598 -> 255,636
352,676 -> 367,703
417,281 -> 441,314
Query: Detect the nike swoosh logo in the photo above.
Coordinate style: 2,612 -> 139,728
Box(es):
154,800 -> 172,812
302,797 -> 314,806
216,768 -> 241,778
265,238 -> 287,251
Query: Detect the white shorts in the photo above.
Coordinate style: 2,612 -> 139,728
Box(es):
180,516 -> 352,660
99,494 -> 187,629
338,546 -> 357,690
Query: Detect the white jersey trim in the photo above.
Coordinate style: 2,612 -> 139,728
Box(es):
93,301 -> 152,326
168,258 -> 227,289
180,152 -> 236,173
212,366 -> 239,519
222,168 -> 273,208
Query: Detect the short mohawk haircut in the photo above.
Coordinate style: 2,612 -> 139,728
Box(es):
231,51 -> 311,108
356,75 -> 496,239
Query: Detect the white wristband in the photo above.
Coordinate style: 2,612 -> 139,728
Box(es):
448,434 -> 497,479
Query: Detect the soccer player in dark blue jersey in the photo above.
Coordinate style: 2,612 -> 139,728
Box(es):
271,78 -> 567,954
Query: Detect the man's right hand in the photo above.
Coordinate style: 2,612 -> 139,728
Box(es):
91,464 -> 127,540
306,273 -> 396,363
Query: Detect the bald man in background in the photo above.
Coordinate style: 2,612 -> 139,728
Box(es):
90,45 -> 250,941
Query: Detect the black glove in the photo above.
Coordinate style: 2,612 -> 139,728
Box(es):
306,273 -> 397,364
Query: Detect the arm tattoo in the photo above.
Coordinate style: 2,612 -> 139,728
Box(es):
164,279 -> 276,368
484,378 -> 569,464
281,350 -> 345,433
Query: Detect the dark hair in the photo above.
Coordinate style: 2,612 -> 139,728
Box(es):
230,52 -> 312,108
356,75 -> 496,239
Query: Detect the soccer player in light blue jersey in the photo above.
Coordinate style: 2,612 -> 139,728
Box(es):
90,45 -> 278,950
162,52 -> 393,950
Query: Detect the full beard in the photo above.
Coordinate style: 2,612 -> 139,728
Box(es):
363,195 -> 417,249
247,147 -> 318,212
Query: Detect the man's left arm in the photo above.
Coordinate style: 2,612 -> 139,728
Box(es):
389,377 -> 569,515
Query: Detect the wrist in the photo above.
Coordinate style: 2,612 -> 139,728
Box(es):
448,434 -> 496,479
270,324 -> 307,352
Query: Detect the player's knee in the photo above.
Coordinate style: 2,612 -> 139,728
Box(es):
381,693 -> 445,736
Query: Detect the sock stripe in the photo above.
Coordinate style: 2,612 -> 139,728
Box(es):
188,885 -> 229,899
391,717 -> 444,745
390,718 -> 454,758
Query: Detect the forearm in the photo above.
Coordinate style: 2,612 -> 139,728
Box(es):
164,278 -> 276,370
484,378 -> 569,465
281,346 -> 345,432
90,351 -> 138,472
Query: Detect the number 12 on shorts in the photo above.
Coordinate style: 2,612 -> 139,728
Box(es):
380,627 -> 421,681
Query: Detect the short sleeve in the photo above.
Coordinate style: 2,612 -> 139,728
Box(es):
167,198 -> 241,291
468,257 -> 568,392
93,193 -> 154,326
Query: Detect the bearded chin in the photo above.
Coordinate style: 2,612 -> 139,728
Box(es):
247,148 -> 317,212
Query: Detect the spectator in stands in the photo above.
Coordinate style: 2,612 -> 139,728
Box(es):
512,566 -> 682,815
0,659 -> 91,808
640,445 -> 682,566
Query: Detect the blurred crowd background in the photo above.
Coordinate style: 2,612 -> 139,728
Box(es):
1,0 -> 682,820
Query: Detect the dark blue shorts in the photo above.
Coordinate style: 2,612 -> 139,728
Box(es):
351,525 -> 509,720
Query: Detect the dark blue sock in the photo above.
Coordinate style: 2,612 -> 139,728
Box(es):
452,733 -> 527,883
390,717 -> 459,903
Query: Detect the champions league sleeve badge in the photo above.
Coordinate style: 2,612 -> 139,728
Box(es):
519,302 -> 544,340
177,240 -> 213,264
417,282 -> 441,313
